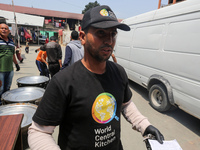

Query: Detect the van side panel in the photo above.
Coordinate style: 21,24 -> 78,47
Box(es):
115,0 -> 200,119
114,30 -> 133,73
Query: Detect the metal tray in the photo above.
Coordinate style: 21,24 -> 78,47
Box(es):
16,76 -> 49,85
0,103 -> 37,128
1,87 -> 45,103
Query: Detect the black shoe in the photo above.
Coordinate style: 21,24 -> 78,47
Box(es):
20,58 -> 24,63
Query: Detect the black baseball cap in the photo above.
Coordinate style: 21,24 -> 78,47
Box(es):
81,5 -> 130,31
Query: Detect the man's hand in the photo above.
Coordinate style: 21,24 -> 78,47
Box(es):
15,64 -> 20,71
35,49 -> 38,53
143,125 -> 164,144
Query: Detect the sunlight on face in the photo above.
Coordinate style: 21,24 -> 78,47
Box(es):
0,24 -> 10,38
84,27 -> 117,62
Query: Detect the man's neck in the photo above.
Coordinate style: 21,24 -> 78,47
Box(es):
0,35 -> 8,41
81,58 -> 106,74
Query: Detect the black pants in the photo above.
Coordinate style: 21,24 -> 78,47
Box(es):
25,47 -> 29,53
36,60 -> 49,77
48,62 -> 60,78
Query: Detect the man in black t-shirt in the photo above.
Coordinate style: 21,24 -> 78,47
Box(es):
28,5 -> 164,150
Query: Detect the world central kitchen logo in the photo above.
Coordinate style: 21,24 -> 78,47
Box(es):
91,92 -> 118,124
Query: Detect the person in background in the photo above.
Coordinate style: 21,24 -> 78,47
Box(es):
28,5 -> 164,150
9,34 -> 24,63
45,36 -> 49,44
0,23 -> 20,105
111,53 -> 117,63
62,30 -> 84,69
35,36 -> 62,78
25,38 -> 30,53
16,45 -> 23,63
35,49 -> 49,78
58,29 -> 63,45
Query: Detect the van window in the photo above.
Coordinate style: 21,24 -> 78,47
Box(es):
164,19 -> 200,54
133,24 -> 164,50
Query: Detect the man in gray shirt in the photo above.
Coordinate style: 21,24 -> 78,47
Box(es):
62,31 -> 84,69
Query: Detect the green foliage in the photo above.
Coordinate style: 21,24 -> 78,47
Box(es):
82,1 -> 100,14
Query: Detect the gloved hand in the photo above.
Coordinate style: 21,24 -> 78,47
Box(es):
35,49 -> 38,53
15,64 -> 20,71
143,125 -> 164,144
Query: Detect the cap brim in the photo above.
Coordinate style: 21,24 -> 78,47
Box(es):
91,21 -> 130,31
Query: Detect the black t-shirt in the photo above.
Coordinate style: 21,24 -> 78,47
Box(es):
40,42 -> 62,63
33,60 -> 132,150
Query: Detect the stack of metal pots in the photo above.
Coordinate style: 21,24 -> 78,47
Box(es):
0,76 -> 49,149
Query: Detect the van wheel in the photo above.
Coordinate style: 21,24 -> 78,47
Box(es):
149,84 -> 171,112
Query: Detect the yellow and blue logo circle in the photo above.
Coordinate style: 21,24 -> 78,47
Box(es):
100,9 -> 109,16
92,93 -> 117,124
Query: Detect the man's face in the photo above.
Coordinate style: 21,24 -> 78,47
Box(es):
82,27 -> 117,62
0,24 -> 10,38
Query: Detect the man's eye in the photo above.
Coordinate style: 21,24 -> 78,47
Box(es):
97,30 -> 106,37
95,30 -> 117,38
111,32 -> 117,38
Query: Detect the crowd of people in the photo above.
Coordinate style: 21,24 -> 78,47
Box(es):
35,31 -> 84,78
0,5 -> 164,150
0,24 -> 85,105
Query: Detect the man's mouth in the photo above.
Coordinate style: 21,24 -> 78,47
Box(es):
101,45 -> 113,54
102,46 -> 112,51
101,49 -> 112,56
103,49 -> 111,52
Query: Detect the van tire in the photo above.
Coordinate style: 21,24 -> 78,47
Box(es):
149,84 -> 171,112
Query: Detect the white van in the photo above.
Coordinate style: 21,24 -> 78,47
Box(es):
114,0 -> 200,119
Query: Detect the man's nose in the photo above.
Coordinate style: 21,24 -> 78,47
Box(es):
104,34 -> 113,45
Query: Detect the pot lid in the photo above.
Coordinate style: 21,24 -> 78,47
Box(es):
2,87 -> 45,103
0,103 -> 37,128
16,76 -> 49,84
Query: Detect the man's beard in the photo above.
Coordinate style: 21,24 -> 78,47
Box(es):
85,39 -> 112,62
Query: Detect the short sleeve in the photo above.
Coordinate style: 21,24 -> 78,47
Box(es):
57,44 -> 62,60
33,77 -> 69,126
114,63 -> 132,103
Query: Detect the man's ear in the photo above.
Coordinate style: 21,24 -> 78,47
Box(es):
79,31 -> 86,45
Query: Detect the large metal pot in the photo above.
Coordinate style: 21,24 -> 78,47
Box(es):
16,76 -> 49,89
0,103 -> 37,149
1,87 -> 45,105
